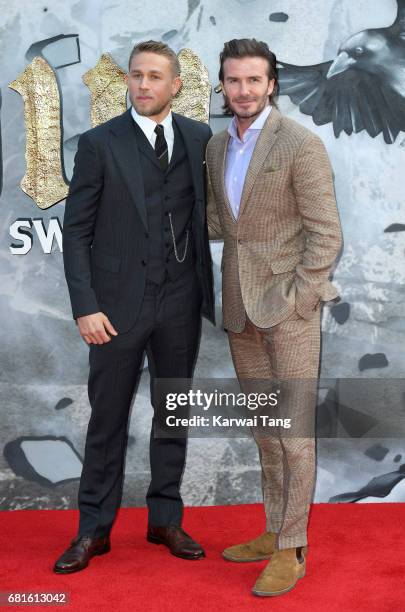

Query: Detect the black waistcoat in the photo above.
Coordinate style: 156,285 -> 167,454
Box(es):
133,120 -> 196,284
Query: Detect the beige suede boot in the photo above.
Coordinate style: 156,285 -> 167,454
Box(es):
222,532 -> 277,562
252,547 -> 306,596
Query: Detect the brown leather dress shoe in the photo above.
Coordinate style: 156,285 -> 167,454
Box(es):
147,526 -> 205,560
53,535 -> 111,574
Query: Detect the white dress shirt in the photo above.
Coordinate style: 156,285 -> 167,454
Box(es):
131,106 -> 174,162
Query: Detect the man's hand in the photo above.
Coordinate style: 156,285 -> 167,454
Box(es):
77,312 -> 118,345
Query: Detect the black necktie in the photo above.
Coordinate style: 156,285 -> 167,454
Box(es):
154,124 -> 168,170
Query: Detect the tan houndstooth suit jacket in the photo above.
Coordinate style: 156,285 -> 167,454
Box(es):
206,107 -> 343,333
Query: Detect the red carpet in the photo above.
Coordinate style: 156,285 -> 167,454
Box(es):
0,503 -> 404,611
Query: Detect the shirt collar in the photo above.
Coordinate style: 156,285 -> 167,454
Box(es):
131,106 -> 173,140
228,104 -> 272,142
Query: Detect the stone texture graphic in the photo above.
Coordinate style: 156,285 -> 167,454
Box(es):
0,0 -> 404,510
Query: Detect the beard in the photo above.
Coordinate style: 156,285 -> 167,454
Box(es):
132,97 -> 171,118
223,92 -> 270,120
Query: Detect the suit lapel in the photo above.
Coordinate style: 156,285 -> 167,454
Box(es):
217,131 -> 236,222
238,107 -> 282,218
108,109 -> 148,230
172,113 -> 203,200
166,121 -> 185,173
132,120 -> 161,170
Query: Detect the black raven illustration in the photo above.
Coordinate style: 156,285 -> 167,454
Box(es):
329,463 -> 405,503
278,0 -> 405,143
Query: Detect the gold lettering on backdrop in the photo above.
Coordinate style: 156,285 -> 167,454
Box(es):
82,49 -> 211,128
173,49 -> 211,124
9,57 -> 68,209
82,53 -> 127,127
9,50 -> 211,209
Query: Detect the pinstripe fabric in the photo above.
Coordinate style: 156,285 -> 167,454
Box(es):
206,108 -> 343,549
206,107 -> 343,332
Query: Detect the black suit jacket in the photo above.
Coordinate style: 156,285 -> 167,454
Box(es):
62,108 -> 215,333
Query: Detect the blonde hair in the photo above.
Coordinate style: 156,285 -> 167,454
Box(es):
129,40 -> 181,76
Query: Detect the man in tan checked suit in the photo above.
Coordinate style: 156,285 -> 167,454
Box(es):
206,39 -> 343,597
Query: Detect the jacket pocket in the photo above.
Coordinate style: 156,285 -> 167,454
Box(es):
270,253 -> 301,274
262,166 -> 282,173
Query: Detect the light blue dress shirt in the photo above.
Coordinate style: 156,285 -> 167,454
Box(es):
225,105 -> 272,219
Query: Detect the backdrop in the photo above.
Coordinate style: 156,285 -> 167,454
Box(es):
1,0 -> 404,512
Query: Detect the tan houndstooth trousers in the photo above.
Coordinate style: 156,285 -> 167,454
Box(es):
228,309 -> 321,550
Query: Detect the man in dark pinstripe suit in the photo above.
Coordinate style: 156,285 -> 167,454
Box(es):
54,40 -> 214,573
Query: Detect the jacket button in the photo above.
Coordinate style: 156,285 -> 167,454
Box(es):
141,260 -> 147,266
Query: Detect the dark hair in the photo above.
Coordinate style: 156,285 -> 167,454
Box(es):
219,38 -> 279,114
128,40 -> 181,76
